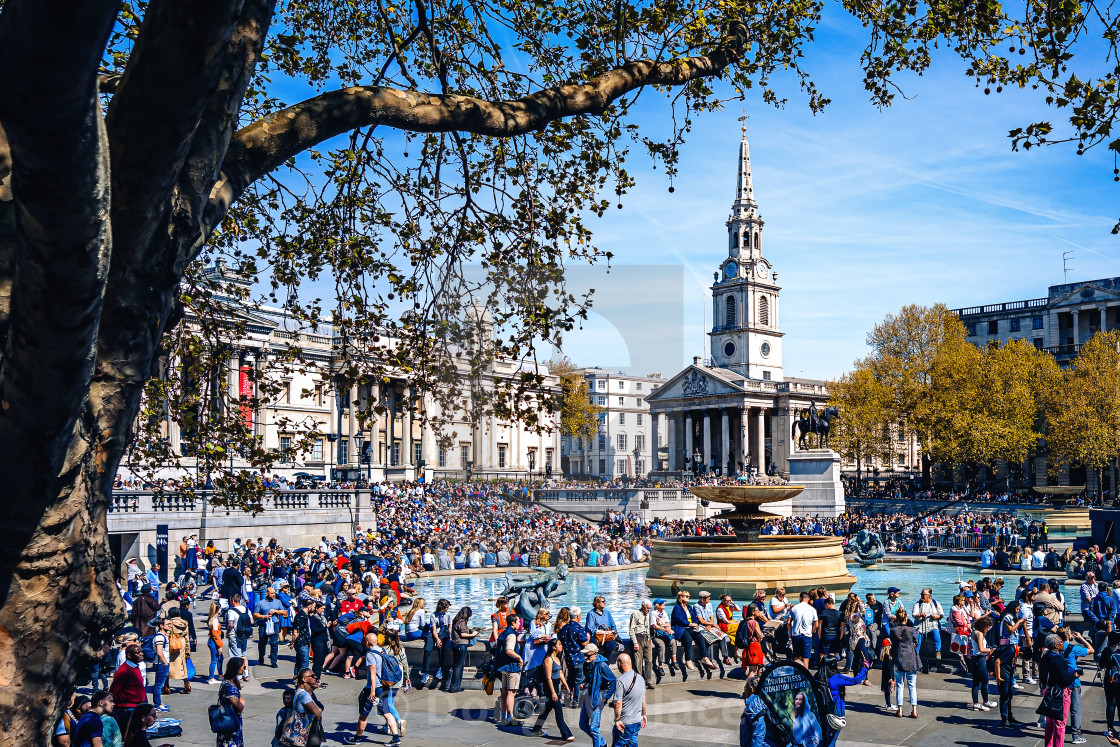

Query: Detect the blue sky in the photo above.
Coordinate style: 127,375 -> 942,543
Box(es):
555,10 -> 1120,380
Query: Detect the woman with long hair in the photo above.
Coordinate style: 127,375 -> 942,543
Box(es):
530,638 -> 574,742
553,607 -> 571,636
379,627 -> 411,739
447,606 -> 479,693
404,597 -> 427,641
207,602 -> 224,684
426,598 -> 453,688
122,703 -> 174,747
217,657 -> 247,747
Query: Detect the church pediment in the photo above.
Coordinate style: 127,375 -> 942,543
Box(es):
1050,283 -> 1120,307
645,365 -> 743,401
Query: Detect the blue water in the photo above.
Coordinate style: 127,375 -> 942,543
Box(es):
409,562 -> 990,622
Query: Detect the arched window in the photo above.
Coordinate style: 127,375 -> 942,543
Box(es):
744,231 -> 751,249
754,231 -> 760,252
759,295 -> 769,326
725,295 -> 736,326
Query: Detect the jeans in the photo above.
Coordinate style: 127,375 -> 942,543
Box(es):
152,662 -> 169,707
1106,683 -> 1120,730
403,630 -> 423,641
533,695 -> 573,739
612,721 -> 641,747
998,674 -> 1013,721
579,702 -> 608,747
676,629 -> 701,665
1069,684 -> 1082,737
448,643 -> 468,691
377,686 -> 401,722
568,654 -> 586,694
430,638 -> 452,679
893,670 -> 917,709
969,654 -> 990,704
295,644 -> 310,674
208,638 -> 223,678
257,627 -> 279,666
312,635 -> 329,678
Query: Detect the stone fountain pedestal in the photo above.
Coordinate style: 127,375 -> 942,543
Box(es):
644,485 -> 856,598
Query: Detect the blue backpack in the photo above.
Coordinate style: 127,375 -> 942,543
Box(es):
140,635 -> 156,662
374,649 -> 404,686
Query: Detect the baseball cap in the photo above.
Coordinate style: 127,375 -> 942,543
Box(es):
963,590 -> 974,598
653,599 -> 665,605
887,587 -> 901,594
581,643 -> 600,654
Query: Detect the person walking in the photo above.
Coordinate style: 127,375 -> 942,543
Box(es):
206,603 -> 224,685
217,657 -> 247,747
530,639 -> 575,743
291,668 -> 324,746
495,615 -> 526,725
628,600 -> 654,688
560,606 -> 591,697
968,616 -> 996,711
579,643 -> 617,747
254,586 -> 286,668
1100,630 -> 1120,743
889,610 -> 920,719
610,653 -> 646,747
150,618 -> 170,713
379,626 -> 411,742
426,598 -> 453,688
1040,633 -> 1075,746
1058,626 -> 1093,744
109,644 -> 146,734
167,611 -> 192,694
226,593 -> 251,672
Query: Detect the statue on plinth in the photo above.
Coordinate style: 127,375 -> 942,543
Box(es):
793,401 -> 839,450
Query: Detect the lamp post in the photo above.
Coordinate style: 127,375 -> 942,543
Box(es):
634,447 -> 641,480
327,433 -> 338,484
528,450 -> 536,490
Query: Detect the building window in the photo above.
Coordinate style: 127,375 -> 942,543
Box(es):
413,442 -> 422,464
617,459 -> 627,475
619,412 -> 626,425
1034,338 -> 1044,349
618,396 -> 624,406
635,459 -> 643,474
598,434 -> 606,450
280,435 -> 292,460
966,323 -> 977,336
597,396 -> 606,406
280,380 -> 291,404
391,442 -> 400,465
598,458 -> 606,474
617,433 -> 627,450
597,380 -> 605,390
635,434 -> 645,451
338,438 -> 348,465
762,371 -> 771,381
726,295 -> 736,326
498,445 -> 507,468
438,446 -> 447,467
1010,319 -> 1021,332
1032,315 -> 1045,330
759,296 -> 769,326
636,413 -> 643,425
546,448 -> 554,468
987,320 -> 998,334
636,383 -> 643,391
618,380 -> 625,390
311,438 -> 324,462
460,444 -> 470,467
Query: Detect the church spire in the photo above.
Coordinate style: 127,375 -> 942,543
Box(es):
733,124 -> 757,216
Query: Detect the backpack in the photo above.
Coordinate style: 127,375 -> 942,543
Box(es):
140,635 -> 157,662
371,648 -> 403,687
235,607 -> 254,639
1105,649 -> 1120,685
169,630 -> 183,653
734,618 -> 750,649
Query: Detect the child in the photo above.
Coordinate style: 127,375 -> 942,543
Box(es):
740,675 -> 767,747
272,688 -> 295,747
879,638 -> 895,709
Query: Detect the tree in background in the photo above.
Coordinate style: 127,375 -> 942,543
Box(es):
1047,330 -> 1120,499
864,304 -> 966,484
549,357 -> 603,446
828,364 -> 892,488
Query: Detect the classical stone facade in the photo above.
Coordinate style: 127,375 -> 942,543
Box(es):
561,368 -> 664,478
145,265 -> 561,483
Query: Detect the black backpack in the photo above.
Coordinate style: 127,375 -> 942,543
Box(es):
1105,649 -> 1120,685
235,607 -> 254,639
734,617 -> 751,649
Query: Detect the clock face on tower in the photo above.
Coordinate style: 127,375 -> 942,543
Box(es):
724,261 -> 738,280
756,264 -> 768,279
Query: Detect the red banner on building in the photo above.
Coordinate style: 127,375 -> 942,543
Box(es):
239,365 -> 254,429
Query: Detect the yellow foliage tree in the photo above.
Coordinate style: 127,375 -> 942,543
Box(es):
828,362 -> 893,484
548,357 -> 603,444
1047,330 -> 1120,497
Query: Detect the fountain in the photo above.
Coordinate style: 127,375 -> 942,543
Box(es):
645,485 -> 856,597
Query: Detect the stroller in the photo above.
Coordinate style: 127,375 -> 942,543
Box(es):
508,664 -> 549,721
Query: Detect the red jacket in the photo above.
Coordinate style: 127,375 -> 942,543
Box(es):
109,662 -> 146,707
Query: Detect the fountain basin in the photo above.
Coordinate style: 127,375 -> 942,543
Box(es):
645,535 -> 856,597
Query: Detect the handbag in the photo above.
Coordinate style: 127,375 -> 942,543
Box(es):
306,717 -> 325,747
208,684 -> 239,735
278,709 -> 312,747
1036,685 -> 1066,720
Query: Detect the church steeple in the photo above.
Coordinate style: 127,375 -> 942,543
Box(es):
727,125 -> 763,259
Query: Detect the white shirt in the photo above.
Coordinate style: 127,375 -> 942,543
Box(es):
406,609 -> 428,635
789,602 -> 818,637
769,596 -> 790,621
1033,550 -> 1047,569
422,552 -> 435,566
227,604 -> 248,636
468,551 -> 482,568
631,544 -> 649,562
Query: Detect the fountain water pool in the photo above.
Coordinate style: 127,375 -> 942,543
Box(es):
408,562 -> 993,625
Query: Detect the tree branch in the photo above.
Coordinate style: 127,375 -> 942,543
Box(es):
204,20 -> 749,237
105,0 -> 246,271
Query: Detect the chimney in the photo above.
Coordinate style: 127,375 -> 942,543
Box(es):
692,356 -> 702,366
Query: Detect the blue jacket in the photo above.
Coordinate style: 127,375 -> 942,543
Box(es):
584,655 -> 616,709
671,603 -> 696,640
585,609 -> 617,639
1090,593 -> 1116,628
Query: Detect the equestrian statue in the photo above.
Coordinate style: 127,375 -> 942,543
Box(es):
792,401 -> 839,450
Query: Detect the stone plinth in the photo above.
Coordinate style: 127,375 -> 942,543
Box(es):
786,449 -> 846,518
644,535 -> 856,597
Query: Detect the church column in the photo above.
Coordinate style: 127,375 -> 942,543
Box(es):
740,407 -> 750,469
666,414 -> 676,470
685,414 -> 693,470
652,413 -> 661,472
1073,309 -> 1081,344
402,388 -> 413,468
1101,304 -> 1109,333
703,412 -> 712,472
721,410 -> 730,475
755,408 -> 767,472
